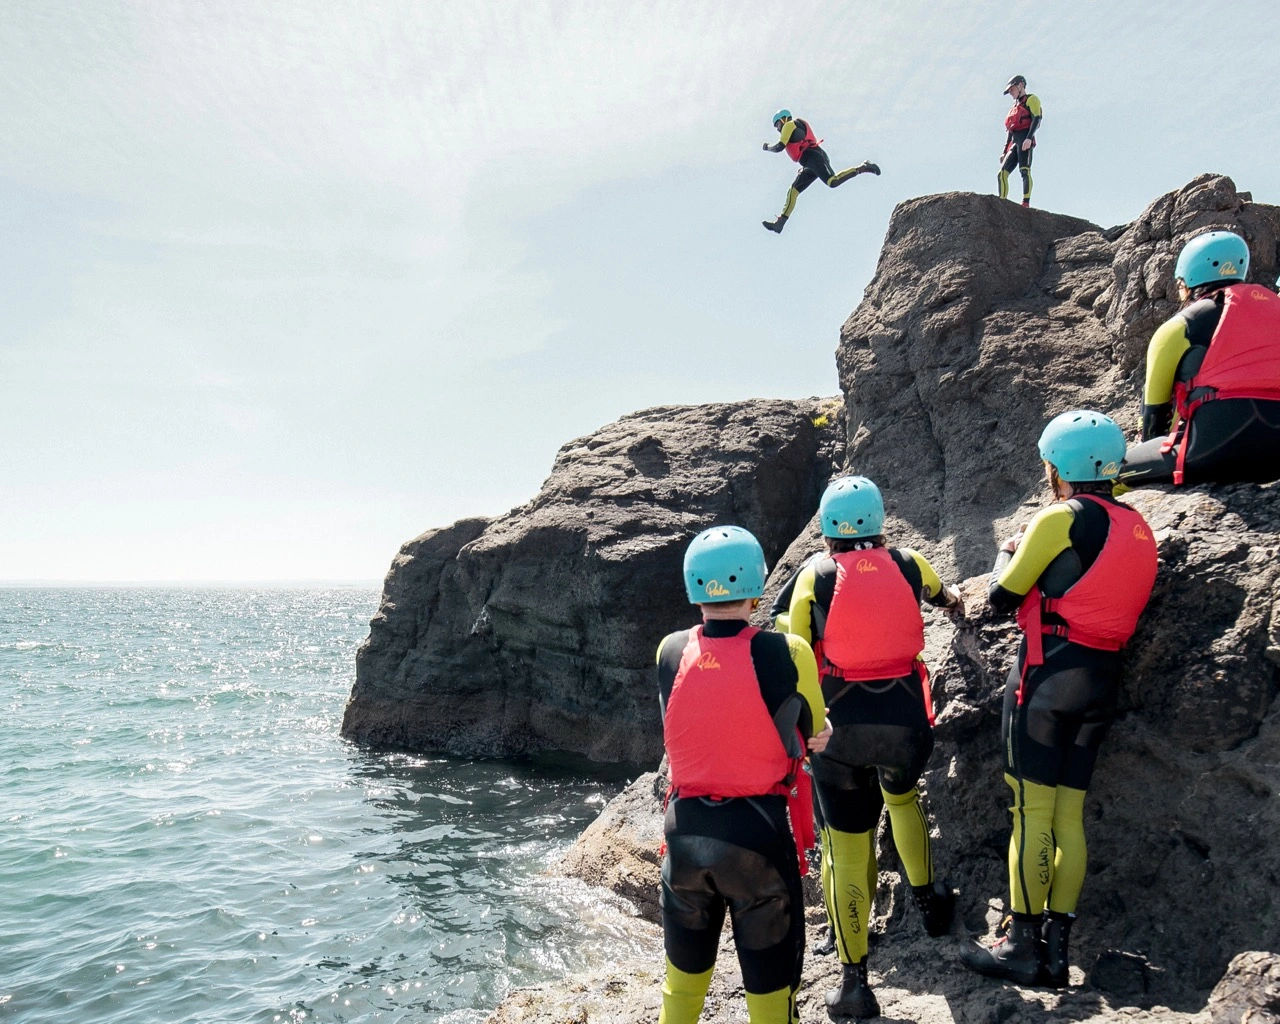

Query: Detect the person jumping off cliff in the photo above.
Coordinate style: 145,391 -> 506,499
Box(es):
999,76 -> 1042,207
960,411 -> 1157,989
761,110 -> 879,234
1119,230 -> 1280,488
656,526 -> 832,1024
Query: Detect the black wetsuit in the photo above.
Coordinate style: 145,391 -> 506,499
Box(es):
656,621 -> 819,1006
1122,290 -> 1280,486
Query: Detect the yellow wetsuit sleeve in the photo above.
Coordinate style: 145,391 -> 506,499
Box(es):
1143,315 -> 1193,406
994,503 -> 1075,598
1025,94 -> 1042,117
785,633 -> 825,734
785,564 -> 820,647
901,548 -> 945,601
779,120 -> 800,146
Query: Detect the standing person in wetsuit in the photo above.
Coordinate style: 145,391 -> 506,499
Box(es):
1120,230 -> 1280,487
785,476 -> 961,1019
999,75 -> 1042,208
961,411 -> 1157,988
657,525 -> 832,1024
761,109 -> 880,234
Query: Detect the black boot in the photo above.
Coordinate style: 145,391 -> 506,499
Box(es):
825,958 -> 879,1019
959,912 -> 1040,986
855,161 -> 881,176
762,215 -> 788,233
1040,911 -> 1074,988
911,880 -> 955,938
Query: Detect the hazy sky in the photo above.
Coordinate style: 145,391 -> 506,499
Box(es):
3,1 -> 1278,581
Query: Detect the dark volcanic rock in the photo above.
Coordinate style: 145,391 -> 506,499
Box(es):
1207,951 -> 1280,1024
836,176 -> 1280,580
341,399 -> 844,762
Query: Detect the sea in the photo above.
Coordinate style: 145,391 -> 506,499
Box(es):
0,587 -> 648,1024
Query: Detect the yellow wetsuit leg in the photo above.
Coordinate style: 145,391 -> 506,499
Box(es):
1047,785 -> 1087,914
998,169 -> 1010,199
659,960 -> 714,1024
1006,773 -> 1056,916
1021,167 -> 1033,202
781,187 -> 799,218
820,826 -> 874,964
882,787 -> 933,887
744,986 -> 796,1024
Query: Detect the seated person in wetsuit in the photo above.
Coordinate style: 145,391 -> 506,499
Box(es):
961,411 -> 1157,989
1121,230 -> 1280,488
784,476 -> 961,1020
656,525 -> 831,1024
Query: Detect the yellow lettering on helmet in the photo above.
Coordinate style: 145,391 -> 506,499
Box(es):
696,652 -> 721,670
837,521 -> 857,536
1100,461 -> 1120,478
705,580 -> 730,598
1221,261 -> 1239,276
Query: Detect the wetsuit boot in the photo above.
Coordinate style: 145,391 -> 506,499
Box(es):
825,958 -> 879,1020
855,161 -> 881,176
959,912 -> 1040,986
813,925 -> 836,956
1040,911 -> 1074,988
911,880 -> 955,938
762,215 -> 788,233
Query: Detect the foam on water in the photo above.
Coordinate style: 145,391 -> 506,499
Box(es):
0,588 -> 645,1024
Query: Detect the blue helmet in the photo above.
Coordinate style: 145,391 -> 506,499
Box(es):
771,108 -> 792,128
819,476 -> 884,538
1038,410 -> 1126,482
1174,230 -> 1249,289
683,526 -> 768,604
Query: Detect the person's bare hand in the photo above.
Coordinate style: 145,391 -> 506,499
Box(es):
808,716 -> 833,754
1001,522 -> 1029,554
1021,138 -> 1033,151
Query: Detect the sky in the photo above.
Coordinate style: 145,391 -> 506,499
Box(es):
2,0 -> 1278,582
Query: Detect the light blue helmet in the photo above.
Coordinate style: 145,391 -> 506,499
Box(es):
1174,230 -> 1249,289
819,476 -> 884,539
771,108 -> 792,128
1038,410 -> 1126,482
683,526 -> 768,604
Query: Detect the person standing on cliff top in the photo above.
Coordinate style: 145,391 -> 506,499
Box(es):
960,411 -> 1156,989
656,525 -> 831,1024
1119,230 -> 1280,488
999,75 -> 1042,207
783,475 -> 961,1020
761,109 -> 879,234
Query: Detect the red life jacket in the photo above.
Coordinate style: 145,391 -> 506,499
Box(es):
816,548 -> 925,683
784,119 -> 822,162
1004,98 -> 1034,133
663,625 -> 816,873
1163,284 -> 1280,483
1015,496 -> 1157,685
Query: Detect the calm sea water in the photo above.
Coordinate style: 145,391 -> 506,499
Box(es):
0,588 -> 646,1024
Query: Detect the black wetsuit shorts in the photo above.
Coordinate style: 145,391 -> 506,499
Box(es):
1002,636 -> 1120,791
662,793 -> 804,995
810,671 -> 934,834
793,146 -> 837,192
1002,130 -> 1034,172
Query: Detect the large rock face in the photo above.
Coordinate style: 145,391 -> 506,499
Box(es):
837,174 -> 1280,579
342,399 -> 844,762
485,177 -> 1280,1023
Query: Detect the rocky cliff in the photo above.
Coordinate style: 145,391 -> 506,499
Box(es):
345,175 -> 1280,1022
341,399 -> 844,762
